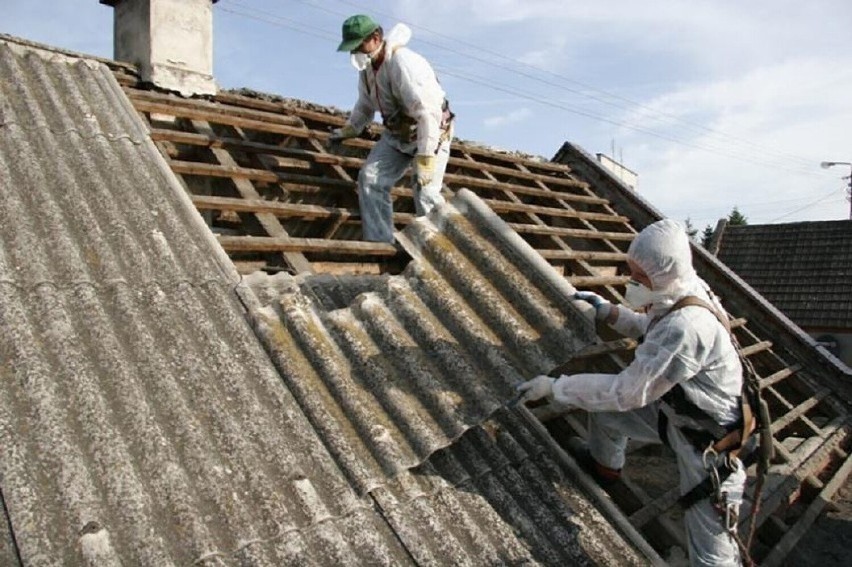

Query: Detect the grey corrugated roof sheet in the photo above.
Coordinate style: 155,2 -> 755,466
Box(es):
242,189 -> 597,494
372,408 -> 646,566
716,220 -> 852,328
0,38 -> 647,565
0,38 -> 409,566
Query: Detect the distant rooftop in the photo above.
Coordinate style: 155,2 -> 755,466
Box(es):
716,220 -> 852,329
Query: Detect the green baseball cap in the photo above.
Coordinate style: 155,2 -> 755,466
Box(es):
337,14 -> 380,52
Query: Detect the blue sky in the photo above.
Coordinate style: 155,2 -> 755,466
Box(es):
6,0 -> 852,230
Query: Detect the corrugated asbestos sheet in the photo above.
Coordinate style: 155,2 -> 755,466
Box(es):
372,408 -> 647,566
716,220 -> 852,329
0,38 -> 402,566
242,189 -> 596,493
0,38 -> 648,566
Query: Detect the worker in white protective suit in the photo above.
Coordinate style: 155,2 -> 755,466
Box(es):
517,219 -> 747,567
331,14 -> 454,243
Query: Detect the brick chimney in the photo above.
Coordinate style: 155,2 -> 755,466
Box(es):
100,0 -> 218,96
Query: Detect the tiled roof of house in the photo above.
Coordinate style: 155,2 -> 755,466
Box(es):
716,220 -> 852,329
3,31 -> 852,566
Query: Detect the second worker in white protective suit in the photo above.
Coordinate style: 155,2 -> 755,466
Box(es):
517,219 -> 748,567
331,14 -> 455,243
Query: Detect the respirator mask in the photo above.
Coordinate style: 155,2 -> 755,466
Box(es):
350,41 -> 385,71
624,280 -> 657,310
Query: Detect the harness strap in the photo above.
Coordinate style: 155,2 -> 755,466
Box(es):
656,297 -> 766,565
653,296 -> 757,491
375,45 -> 454,147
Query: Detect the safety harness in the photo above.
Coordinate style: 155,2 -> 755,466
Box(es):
362,43 -> 455,147
651,296 -> 774,565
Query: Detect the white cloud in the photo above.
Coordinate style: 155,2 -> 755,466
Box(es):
617,55 -> 852,226
483,107 -> 533,128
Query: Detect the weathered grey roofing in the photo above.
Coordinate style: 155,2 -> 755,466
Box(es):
0,37 -> 405,566
242,189 -> 596,494
0,38 -> 648,565
369,408 -> 647,566
715,220 -> 852,329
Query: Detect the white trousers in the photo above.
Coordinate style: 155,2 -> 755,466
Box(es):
587,404 -> 746,567
357,130 -> 451,243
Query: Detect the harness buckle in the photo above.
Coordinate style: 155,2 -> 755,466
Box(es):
724,498 -> 739,533
704,445 -> 741,535
702,445 -> 721,491
715,491 -> 739,534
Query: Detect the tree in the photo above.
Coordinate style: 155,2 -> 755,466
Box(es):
728,206 -> 748,226
701,224 -> 715,248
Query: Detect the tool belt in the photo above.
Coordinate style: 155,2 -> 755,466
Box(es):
384,99 -> 455,145
658,385 -> 745,451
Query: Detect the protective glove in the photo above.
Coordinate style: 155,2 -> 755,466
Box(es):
328,124 -> 359,146
573,291 -> 611,321
414,154 -> 436,186
515,375 -> 555,404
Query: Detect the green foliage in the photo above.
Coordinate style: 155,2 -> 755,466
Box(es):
728,206 -> 748,226
701,225 -> 715,248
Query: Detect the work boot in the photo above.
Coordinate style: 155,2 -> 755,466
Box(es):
567,437 -> 622,487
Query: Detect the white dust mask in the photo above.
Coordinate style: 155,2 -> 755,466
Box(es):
349,41 -> 384,71
350,52 -> 370,71
624,280 -> 656,310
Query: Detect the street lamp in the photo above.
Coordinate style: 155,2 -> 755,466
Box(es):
820,160 -> 852,219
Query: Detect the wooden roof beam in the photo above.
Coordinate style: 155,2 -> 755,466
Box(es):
217,235 -> 398,256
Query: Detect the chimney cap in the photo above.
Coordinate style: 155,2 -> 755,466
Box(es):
100,0 -> 219,5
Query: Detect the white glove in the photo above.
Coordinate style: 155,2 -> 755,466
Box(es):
573,291 -> 611,321
516,376 -> 555,404
414,154 -> 436,186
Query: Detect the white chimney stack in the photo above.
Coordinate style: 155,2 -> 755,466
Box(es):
100,0 -> 218,96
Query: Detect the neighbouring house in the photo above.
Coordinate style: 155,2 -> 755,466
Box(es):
1,1 -> 851,565
714,219 -> 852,368
596,153 -> 638,190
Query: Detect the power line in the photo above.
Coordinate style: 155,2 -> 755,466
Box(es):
434,67 -> 819,176
220,1 -> 821,176
321,0 -> 822,171
674,189 -> 845,227
767,189 -> 846,222
668,194 -> 838,216
218,4 -> 336,42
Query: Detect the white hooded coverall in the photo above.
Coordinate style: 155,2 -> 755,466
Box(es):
344,24 -> 452,243
555,219 -> 746,566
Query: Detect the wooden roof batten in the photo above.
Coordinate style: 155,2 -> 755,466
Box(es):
126,83 -> 635,279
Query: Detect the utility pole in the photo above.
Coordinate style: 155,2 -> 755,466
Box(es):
820,161 -> 852,219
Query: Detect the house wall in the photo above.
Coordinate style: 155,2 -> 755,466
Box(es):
596,153 -> 638,190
